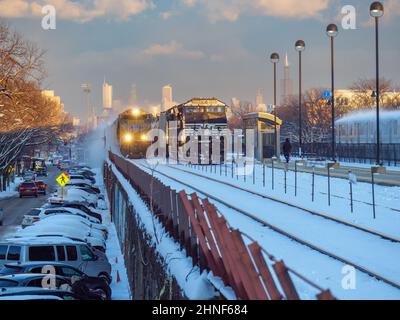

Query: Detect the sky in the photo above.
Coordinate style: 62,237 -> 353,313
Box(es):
1,0 -> 399,120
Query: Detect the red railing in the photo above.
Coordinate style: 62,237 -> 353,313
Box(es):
107,151 -> 335,300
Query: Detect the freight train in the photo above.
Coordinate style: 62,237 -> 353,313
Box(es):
114,98 -> 229,162
159,98 -> 229,163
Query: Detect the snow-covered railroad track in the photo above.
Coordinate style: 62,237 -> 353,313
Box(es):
165,164 -> 400,243
133,160 -> 400,293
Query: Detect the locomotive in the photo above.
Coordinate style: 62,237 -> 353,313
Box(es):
159,98 -> 229,163
115,108 -> 156,159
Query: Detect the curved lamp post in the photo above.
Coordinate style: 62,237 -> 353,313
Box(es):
270,52 -> 280,157
326,23 -> 338,162
370,1 -> 384,165
295,40 -> 305,157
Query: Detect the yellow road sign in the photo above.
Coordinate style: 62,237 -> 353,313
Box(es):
56,173 -> 70,187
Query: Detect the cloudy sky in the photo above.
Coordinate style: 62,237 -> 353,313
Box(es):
1,0 -> 400,119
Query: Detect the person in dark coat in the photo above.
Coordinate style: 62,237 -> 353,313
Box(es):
282,138 -> 292,163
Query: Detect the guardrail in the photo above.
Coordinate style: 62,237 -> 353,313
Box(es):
107,151 -> 335,300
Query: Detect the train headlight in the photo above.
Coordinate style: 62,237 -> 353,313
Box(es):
124,133 -> 133,143
132,108 -> 140,117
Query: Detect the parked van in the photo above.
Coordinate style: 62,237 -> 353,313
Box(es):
0,237 -> 111,283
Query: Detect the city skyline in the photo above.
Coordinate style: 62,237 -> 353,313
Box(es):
2,0 -> 400,119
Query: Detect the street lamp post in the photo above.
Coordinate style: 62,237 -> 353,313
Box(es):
270,52 -> 280,158
295,40 -> 305,158
370,1 -> 384,166
326,24 -> 338,162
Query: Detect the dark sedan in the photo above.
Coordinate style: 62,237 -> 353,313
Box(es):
34,180 -> 47,195
19,182 -> 38,198
0,262 -> 111,299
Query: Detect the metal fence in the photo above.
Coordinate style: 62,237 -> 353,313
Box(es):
291,142 -> 400,166
107,151 -> 335,300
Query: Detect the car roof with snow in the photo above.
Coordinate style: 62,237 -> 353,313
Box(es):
2,236 -> 84,245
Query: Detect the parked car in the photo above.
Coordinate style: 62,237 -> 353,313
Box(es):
19,182 -> 38,198
0,262 -> 111,298
0,273 -> 109,300
0,287 -> 79,300
0,208 -> 4,226
42,202 -> 102,223
14,229 -> 106,252
68,171 -> 96,184
0,273 -> 72,289
35,214 -> 108,235
0,238 -> 111,282
34,180 -> 47,195
20,218 -> 106,242
66,183 -> 101,194
22,208 -> 101,227
48,190 -> 97,208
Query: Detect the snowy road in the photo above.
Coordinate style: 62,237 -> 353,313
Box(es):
132,159 -> 400,300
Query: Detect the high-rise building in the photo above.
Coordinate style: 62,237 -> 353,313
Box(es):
129,84 -> 138,107
281,52 -> 293,105
162,85 -> 173,111
42,90 -> 62,124
103,78 -> 113,110
256,89 -> 264,108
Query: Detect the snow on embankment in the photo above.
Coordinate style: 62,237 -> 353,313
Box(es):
107,160 -> 236,300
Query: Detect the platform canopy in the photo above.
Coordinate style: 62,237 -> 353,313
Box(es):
243,112 -> 282,126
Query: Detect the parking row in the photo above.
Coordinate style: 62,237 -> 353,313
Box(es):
0,164 -> 113,300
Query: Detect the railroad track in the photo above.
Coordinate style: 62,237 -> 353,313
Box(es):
134,160 -> 400,292
165,163 -> 400,243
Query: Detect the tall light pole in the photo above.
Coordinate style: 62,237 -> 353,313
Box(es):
326,24 -> 338,162
270,53 -> 280,157
295,40 -> 305,157
370,1 -> 384,166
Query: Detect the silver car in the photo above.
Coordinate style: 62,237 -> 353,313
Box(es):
0,237 -> 111,283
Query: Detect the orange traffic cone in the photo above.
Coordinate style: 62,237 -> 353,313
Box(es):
116,270 -> 121,283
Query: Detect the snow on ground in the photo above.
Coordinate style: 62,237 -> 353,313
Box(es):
107,161 -> 235,300
132,159 -> 400,300
0,177 -> 23,200
92,168 -> 131,300
163,161 -> 400,239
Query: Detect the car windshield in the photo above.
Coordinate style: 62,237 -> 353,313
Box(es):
27,209 -> 41,216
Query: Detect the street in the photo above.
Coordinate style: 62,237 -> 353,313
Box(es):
0,167 -> 59,239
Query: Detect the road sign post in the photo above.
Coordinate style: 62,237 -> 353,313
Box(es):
56,173 -> 70,201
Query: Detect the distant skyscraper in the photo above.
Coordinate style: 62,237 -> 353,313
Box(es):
103,78 -> 113,110
129,83 -> 138,107
256,89 -> 264,107
162,85 -> 173,111
281,52 -> 293,104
